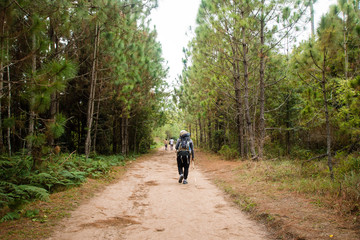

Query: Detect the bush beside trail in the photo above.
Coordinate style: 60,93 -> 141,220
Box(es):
0,153 -> 131,222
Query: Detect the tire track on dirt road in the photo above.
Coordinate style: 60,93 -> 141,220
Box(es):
47,149 -> 270,240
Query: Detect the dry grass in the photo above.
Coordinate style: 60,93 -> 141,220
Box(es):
196,151 -> 360,240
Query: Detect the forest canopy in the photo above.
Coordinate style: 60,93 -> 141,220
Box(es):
174,0 -> 360,179
0,0 -> 168,161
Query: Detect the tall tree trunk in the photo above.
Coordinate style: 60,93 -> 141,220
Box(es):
0,43 -> 3,152
203,118 -> 207,145
85,23 -> 100,157
241,27 -> 257,158
286,100 -> 291,155
125,117 -> 129,155
258,0 -> 266,159
7,38 -> 11,156
321,50 -> 334,180
112,113 -> 118,154
195,121 -> 198,147
49,93 -> 57,146
49,20 -> 58,146
133,119 -> 137,153
27,33 -> 36,154
343,11 -> 348,79
198,117 -> 203,146
232,43 -> 244,157
208,116 -> 212,150
7,65 -> 11,155
234,74 -> 244,157
121,114 -> 128,155
93,97 -> 101,153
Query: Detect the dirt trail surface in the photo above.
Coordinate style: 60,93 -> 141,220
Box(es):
48,149 -> 270,240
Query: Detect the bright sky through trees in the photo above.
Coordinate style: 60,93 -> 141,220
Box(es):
150,0 -> 337,87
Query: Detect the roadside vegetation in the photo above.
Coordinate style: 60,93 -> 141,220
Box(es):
0,0 -> 165,228
0,153 -> 131,222
0,152 -> 140,240
197,151 -> 359,239
174,0 -> 360,223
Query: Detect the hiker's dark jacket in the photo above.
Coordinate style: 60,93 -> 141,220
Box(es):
175,133 -> 194,159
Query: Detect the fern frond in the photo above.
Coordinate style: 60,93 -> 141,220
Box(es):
29,172 -> 59,184
0,211 -> 20,222
16,185 -> 49,201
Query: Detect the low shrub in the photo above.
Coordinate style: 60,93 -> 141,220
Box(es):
0,154 -> 127,221
218,145 -> 238,160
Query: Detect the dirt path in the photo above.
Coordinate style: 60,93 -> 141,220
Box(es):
48,149 -> 270,240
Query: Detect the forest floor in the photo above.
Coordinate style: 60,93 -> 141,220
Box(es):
0,148 -> 359,239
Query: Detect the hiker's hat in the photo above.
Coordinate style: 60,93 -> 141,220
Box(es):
180,130 -> 189,137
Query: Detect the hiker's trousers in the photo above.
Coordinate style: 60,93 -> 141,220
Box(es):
177,151 -> 190,179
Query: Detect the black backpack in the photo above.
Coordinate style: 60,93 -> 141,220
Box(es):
179,136 -> 190,152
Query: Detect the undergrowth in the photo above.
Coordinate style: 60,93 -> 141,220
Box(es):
218,145 -> 239,160
0,153 -> 131,222
234,153 -> 360,216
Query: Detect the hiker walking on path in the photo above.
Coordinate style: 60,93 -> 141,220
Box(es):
169,138 -> 174,150
164,139 -> 168,150
175,130 -> 194,184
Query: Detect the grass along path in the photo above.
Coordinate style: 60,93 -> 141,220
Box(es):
196,151 -> 359,240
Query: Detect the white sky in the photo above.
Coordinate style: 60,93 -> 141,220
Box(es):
149,0 -> 337,87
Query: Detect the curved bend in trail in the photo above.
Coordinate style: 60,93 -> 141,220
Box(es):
48,149 -> 269,240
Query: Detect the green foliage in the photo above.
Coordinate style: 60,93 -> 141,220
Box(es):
24,209 -> 40,218
0,212 -> 20,223
0,153 -> 128,221
218,145 -> 238,160
334,153 -> 360,177
47,114 -> 67,139
2,117 -> 15,129
3,0 -> 166,160
139,137 -> 151,154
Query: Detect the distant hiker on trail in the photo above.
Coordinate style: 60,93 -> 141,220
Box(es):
164,139 -> 168,150
169,138 -> 174,150
175,130 -> 194,184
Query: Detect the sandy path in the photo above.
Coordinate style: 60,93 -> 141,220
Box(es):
48,149 -> 270,240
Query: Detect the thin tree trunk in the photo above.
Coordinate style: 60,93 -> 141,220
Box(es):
232,43 -> 244,157
0,43 -> 3,152
133,119 -> 137,153
195,121 -> 198,147
241,26 -> 256,158
286,101 -> 291,155
258,0 -> 266,159
49,20 -> 58,146
343,11 -> 348,79
321,50 -> 334,180
112,112 -> 118,154
125,117 -> 129,155
85,23 -> 100,157
208,116 -> 212,150
121,115 -> 127,155
7,39 -> 11,156
27,33 -> 36,153
0,14 -> 4,151
199,117 -> 203,146
203,118 -> 207,145
93,97 -> 101,153
234,74 -> 244,157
